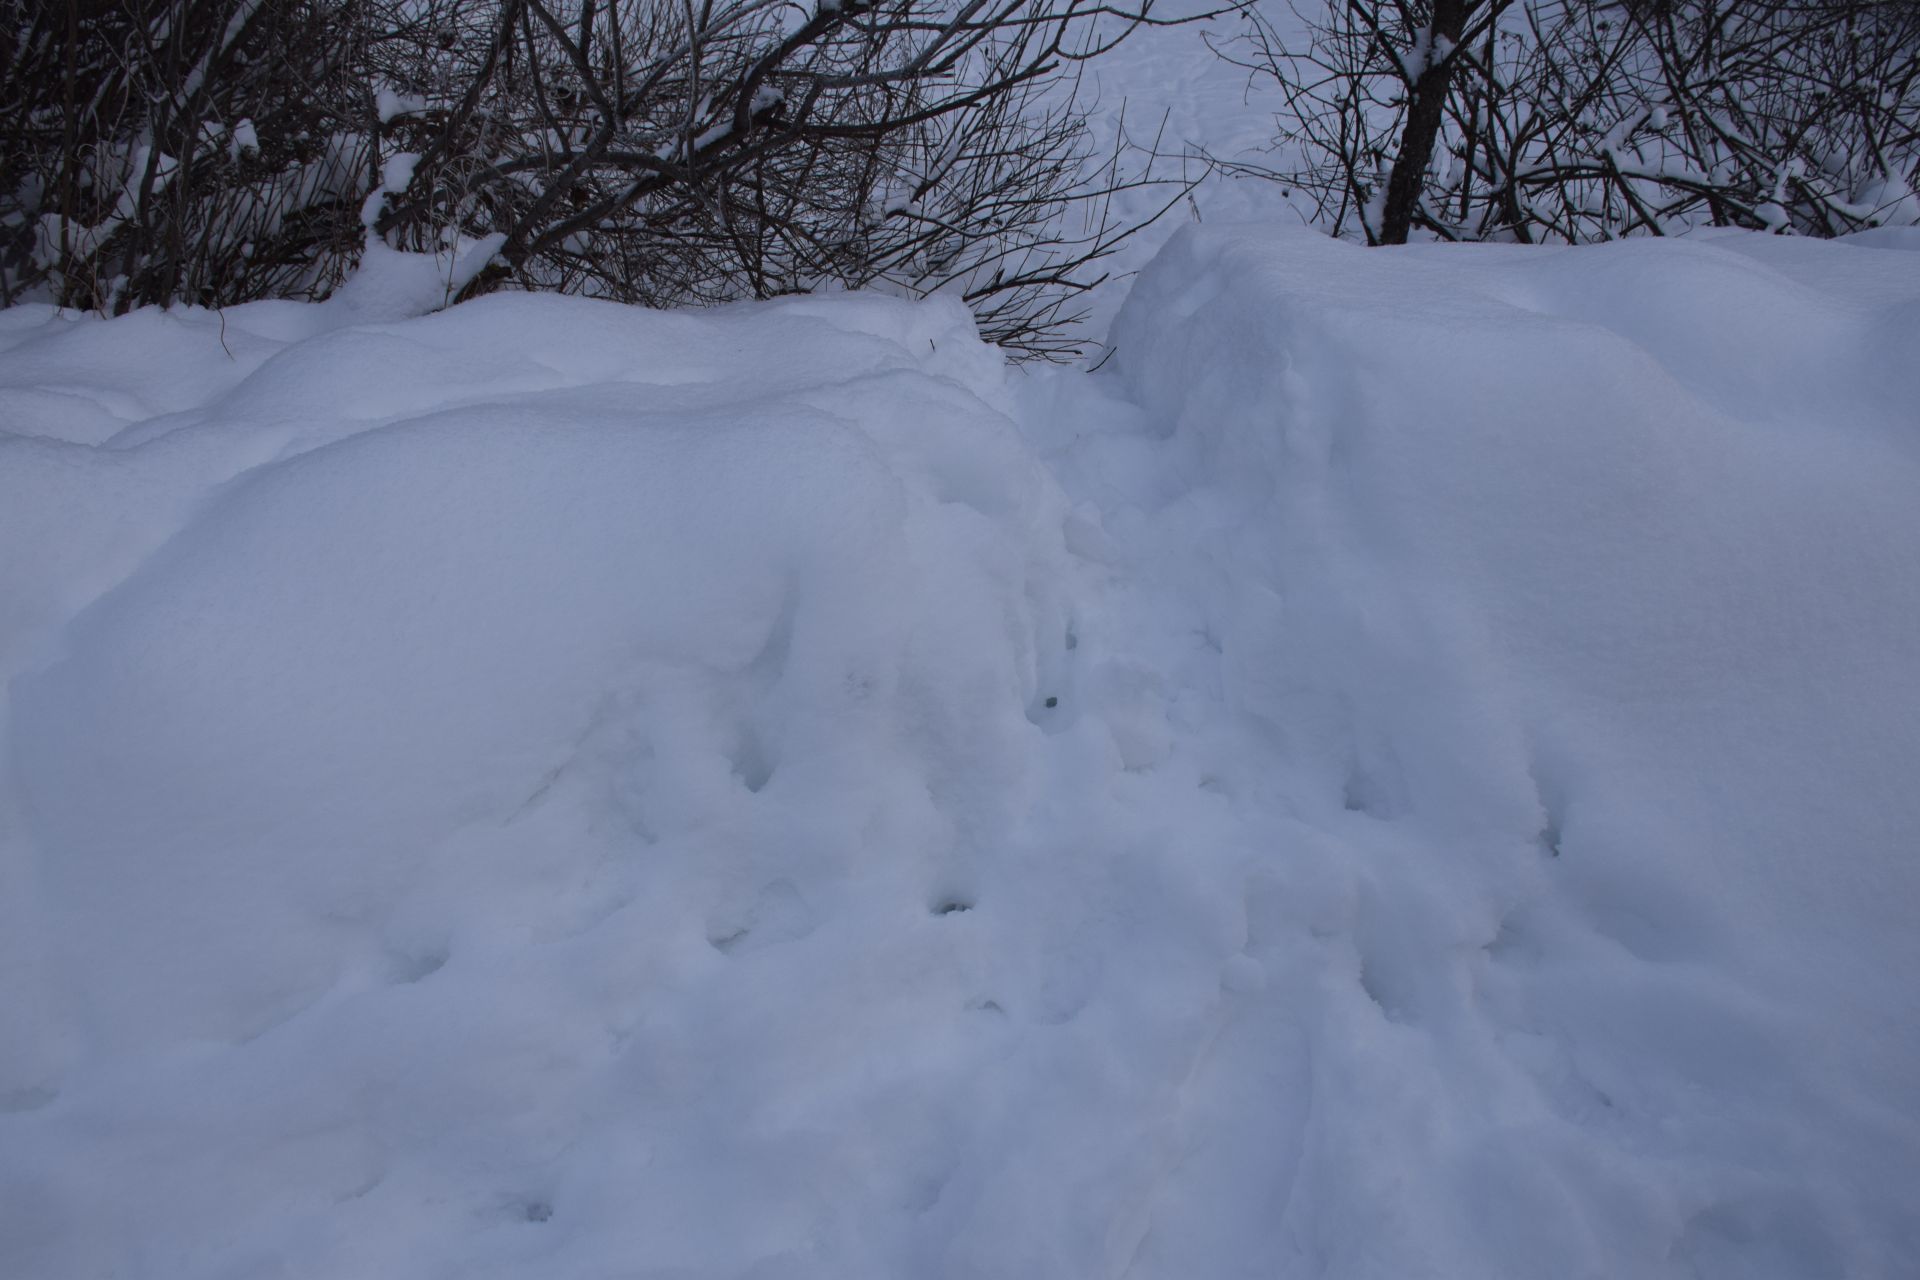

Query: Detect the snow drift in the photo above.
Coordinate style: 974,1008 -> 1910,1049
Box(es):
1,290 -> 1089,1278
1084,224 -> 1920,1276
3,226 -> 1918,1279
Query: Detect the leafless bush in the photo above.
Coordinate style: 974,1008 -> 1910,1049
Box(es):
1,0 -> 378,310
1219,0 -> 1920,243
370,0 -> 1200,355
2,0 -> 1200,357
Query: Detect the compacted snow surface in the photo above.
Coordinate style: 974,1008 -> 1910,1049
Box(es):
4,225 -> 1920,1279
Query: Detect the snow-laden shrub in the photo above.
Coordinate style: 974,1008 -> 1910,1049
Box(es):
1,0 -> 375,310
0,0 -> 1192,356
1219,0 -> 1920,243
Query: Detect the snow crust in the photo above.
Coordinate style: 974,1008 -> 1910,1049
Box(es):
4,227 -> 1919,1278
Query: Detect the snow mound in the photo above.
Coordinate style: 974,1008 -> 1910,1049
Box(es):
5,226 -> 1919,1279
2,291 -> 1087,1278
1076,223 -> 1920,1275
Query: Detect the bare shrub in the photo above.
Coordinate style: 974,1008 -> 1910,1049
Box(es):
2,0 -> 1201,357
1218,0 -> 1920,243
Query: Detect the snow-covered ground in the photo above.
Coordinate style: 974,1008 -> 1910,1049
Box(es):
5,17 -> 1920,1278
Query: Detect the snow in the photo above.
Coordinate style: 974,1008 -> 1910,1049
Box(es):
0,287 -> 1087,1278
5,52 -> 1920,1280
375,85 -> 434,124
231,117 -> 260,158
1083,225 -> 1920,1274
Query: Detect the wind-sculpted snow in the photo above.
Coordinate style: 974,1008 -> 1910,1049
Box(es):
1,290 -> 1088,1278
1083,224 -> 1920,1276
4,228 -> 1919,1279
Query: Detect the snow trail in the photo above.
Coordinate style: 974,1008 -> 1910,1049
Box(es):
1006,222 -> 1920,1277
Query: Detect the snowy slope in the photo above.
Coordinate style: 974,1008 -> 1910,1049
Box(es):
4,224 -> 1920,1277
1043,223 -> 1920,1276
0,289 -> 1090,1277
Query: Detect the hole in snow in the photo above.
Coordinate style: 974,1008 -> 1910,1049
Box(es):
931,897 -> 974,916
1530,759 -> 1571,858
707,880 -> 814,957
1484,912 -> 1533,965
708,925 -> 750,954
729,730 -> 774,793
1342,761 -> 1403,819
388,947 -> 448,985
520,1201 -> 553,1224
1356,958 -> 1414,1025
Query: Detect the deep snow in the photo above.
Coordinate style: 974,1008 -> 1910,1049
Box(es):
4,102 -> 1920,1280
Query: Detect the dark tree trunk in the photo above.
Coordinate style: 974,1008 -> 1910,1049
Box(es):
1377,0 -> 1469,244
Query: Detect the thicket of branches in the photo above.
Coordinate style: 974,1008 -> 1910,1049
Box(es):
1,0 -> 1193,356
2,0 -> 373,310
13,0 -> 1910,337
1222,0 -> 1920,243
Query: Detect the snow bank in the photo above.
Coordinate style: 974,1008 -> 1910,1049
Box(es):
5,225 -> 1917,1280
1,290 -> 1088,1278
1071,224 -> 1920,1275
